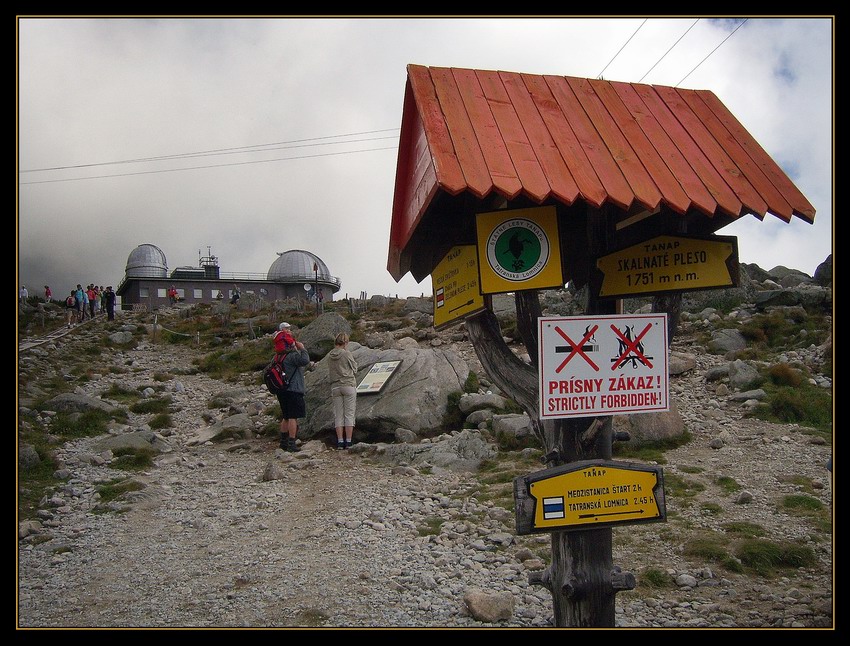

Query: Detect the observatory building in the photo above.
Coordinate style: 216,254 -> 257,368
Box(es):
116,245 -> 341,309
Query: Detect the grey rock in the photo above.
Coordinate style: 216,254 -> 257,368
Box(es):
728,360 -> 761,390
613,399 -> 684,447
458,392 -> 507,414
93,430 -> 172,454
301,346 -> 469,439
708,329 -> 747,354
463,588 -> 515,623
43,392 -> 119,415
19,443 -> 41,469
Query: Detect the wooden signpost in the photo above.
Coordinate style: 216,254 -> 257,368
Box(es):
514,460 -> 666,535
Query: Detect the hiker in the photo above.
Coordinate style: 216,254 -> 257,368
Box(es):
277,332 -> 310,452
327,332 -> 358,449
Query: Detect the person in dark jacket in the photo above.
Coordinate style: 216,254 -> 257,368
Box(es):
278,335 -> 311,452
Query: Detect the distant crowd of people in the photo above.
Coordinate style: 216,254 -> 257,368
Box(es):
60,284 -> 117,327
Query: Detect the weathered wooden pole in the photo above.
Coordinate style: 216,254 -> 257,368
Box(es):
467,203 -> 634,627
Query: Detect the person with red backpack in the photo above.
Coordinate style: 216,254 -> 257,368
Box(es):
64,290 -> 77,328
274,329 -> 310,452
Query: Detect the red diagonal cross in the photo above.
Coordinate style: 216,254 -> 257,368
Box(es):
610,323 -> 653,370
555,324 -> 600,372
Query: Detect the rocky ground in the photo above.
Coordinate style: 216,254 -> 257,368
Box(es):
17,312 -> 834,631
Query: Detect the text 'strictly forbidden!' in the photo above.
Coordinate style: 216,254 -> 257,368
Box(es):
537,314 -> 669,419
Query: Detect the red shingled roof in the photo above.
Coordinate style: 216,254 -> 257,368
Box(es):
389,64 -> 815,281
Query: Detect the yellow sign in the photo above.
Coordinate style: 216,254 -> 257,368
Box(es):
597,235 -> 738,298
476,206 -> 564,294
432,245 -> 486,329
515,461 -> 665,533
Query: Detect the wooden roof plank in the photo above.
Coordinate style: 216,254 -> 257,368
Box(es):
521,73 -> 606,207
499,71 -> 582,205
589,78 -> 691,215
451,68 -> 522,200
406,65 -> 468,195
679,89 -> 793,222
428,67 -> 494,199
695,89 -> 816,223
567,76 -> 663,213
545,75 -> 635,211
476,69 -> 553,203
653,84 -> 768,218
611,80 -> 718,217
632,83 -> 742,218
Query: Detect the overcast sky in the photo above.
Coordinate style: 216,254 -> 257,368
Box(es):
17,16 -> 833,302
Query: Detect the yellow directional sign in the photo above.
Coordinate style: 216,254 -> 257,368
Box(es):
514,460 -> 666,534
432,245 -> 486,329
596,234 -> 739,298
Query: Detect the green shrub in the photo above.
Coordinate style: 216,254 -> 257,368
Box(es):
735,539 -> 816,575
148,413 -> 173,429
639,568 -> 670,588
767,363 -> 803,387
130,396 -> 172,414
109,447 -> 155,470
463,371 -> 480,394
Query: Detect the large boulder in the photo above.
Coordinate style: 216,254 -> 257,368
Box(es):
613,399 -> 685,447
298,313 -> 352,359
300,343 -> 469,440
43,393 -> 120,415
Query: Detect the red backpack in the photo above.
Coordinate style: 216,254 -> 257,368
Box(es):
263,354 -> 289,394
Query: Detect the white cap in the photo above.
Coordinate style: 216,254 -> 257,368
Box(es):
279,322 -> 291,330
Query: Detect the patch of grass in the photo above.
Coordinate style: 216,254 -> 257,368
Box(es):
613,429 -> 693,464
153,372 -> 173,382
664,472 -> 705,499
749,384 -> 832,435
735,539 -> 817,576
722,521 -> 767,538
781,494 -> 824,513
678,465 -> 704,474
767,363 -> 803,387
295,608 -> 329,627
17,442 -> 60,520
109,447 -> 155,470
196,338 -> 274,382
95,478 -> 145,504
715,475 -> 741,494
48,408 -> 125,441
700,502 -> 723,515
639,568 -> 671,589
148,413 -> 173,430
683,534 -> 743,572
463,371 -> 480,394
102,383 -> 140,403
417,516 -> 444,537
130,396 -> 172,414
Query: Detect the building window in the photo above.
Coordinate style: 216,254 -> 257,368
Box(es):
157,288 -> 167,298
194,289 -> 203,299
213,289 -> 223,300
140,288 -> 149,298
176,288 -> 185,300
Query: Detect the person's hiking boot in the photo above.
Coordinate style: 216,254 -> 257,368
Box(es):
279,433 -> 287,450
287,437 -> 301,452
344,440 -> 352,450
336,440 -> 345,450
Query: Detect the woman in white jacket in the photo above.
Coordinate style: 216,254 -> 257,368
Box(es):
327,332 -> 358,449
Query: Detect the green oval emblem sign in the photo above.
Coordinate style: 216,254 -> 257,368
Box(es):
486,218 -> 550,282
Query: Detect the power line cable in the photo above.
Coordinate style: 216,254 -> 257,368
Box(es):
18,145 -> 399,185
19,127 -> 400,174
638,18 -> 700,83
597,18 -> 648,79
676,18 -> 748,87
